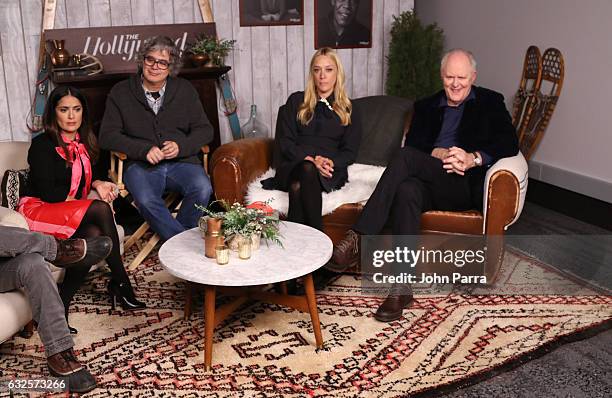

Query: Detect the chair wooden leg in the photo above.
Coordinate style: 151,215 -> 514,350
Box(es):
128,234 -> 160,271
124,222 -> 150,250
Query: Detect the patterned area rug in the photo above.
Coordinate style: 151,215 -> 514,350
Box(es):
1,246 -> 611,397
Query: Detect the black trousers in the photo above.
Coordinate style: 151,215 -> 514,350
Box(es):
354,146 -> 474,235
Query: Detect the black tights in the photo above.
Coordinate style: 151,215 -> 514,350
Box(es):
60,200 -> 130,318
287,161 -> 324,231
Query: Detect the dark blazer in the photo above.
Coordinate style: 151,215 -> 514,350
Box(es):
263,91 -> 362,192
25,133 -> 103,203
99,74 -> 213,169
405,86 -> 519,206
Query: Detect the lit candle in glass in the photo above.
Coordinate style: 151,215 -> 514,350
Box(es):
215,245 -> 230,265
238,239 -> 252,260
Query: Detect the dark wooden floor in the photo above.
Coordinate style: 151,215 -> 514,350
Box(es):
439,202 -> 612,397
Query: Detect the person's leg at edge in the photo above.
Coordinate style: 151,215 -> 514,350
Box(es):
373,178 -> 430,322
165,161 -> 213,232
124,162 -> 185,241
0,229 -> 97,393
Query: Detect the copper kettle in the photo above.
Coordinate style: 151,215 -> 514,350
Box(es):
50,40 -> 70,67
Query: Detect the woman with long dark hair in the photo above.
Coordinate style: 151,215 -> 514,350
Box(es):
18,86 -> 145,332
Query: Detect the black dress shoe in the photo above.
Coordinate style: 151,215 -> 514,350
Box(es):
108,279 -> 146,310
53,236 -> 112,268
374,292 -> 414,322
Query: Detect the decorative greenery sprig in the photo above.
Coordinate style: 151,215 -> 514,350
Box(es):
195,200 -> 283,247
187,35 -> 236,66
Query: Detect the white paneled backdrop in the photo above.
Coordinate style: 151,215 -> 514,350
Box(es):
0,0 -> 414,143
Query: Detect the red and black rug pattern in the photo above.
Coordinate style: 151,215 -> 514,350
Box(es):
0,247 -> 610,397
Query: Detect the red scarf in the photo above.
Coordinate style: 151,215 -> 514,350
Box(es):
55,132 -> 92,199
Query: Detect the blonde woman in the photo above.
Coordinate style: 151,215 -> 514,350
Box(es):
262,47 -> 362,231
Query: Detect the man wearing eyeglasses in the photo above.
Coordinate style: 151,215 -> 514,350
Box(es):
99,36 -> 213,241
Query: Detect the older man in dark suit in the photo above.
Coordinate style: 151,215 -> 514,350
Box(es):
331,49 -> 519,321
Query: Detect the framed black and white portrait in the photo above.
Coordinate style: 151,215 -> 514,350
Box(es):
239,0 -> 304,27
315,0 -> 372,49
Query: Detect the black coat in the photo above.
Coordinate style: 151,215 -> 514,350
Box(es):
25,133 -> 103,203
405,86 -> 519,206
263,91 -> 362,192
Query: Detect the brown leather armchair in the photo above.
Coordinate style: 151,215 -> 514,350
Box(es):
210,96 -> 528,284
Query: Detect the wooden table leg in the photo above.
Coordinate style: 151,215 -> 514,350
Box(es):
204,285 -> 216,371
302,274 -> 323,348
184,282 -> 193,320
279,281 -> 288,295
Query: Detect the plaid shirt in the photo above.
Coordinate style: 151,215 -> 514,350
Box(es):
142,81 -> 166,115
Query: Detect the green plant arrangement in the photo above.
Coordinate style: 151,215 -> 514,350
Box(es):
187,35 -> 236,66
196,200 -> 283,247
385,11 -> 445,100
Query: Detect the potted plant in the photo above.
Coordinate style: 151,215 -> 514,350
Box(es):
385,11 -> 445,100
196,200 -> 282,250
187,35 -> 236,67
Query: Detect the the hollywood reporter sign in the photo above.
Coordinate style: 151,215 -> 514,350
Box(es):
44,23 -> 216,74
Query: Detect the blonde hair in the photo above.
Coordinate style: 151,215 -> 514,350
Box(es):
298,48 -> 352,126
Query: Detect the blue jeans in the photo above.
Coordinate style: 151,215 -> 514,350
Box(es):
124,161 -> 212,241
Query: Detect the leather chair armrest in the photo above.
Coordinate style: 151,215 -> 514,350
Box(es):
210,138 -> 274,204
482,152 -> 529,233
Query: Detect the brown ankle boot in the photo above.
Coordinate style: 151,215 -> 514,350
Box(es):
47,348 -> 97,393
52,236 -> 112,268
330,230 -> 360,270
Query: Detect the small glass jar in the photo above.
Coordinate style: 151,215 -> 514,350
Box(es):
238,239 -> 252,260
251,234 -> 261,250
215,245 -> 230,265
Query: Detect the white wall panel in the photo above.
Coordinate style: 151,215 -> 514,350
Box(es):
153,0 -> 174,24
65,0 -> 90,28
88,0 -> 111,27
0,0 -> 32,141
269,26 -> 287,136
131,0 -> 155,25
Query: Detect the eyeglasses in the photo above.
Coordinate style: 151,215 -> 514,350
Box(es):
144,56 -> 170,70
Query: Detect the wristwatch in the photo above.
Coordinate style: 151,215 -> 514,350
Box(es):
472,152 -> 482,166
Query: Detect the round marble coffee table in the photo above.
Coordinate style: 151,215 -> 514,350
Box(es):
158,221 -> 332,370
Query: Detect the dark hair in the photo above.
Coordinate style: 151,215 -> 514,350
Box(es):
43,85 -> 99,163
136,35 -> 182,77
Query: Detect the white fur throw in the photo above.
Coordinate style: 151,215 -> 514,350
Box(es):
246,163 -> 386,216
